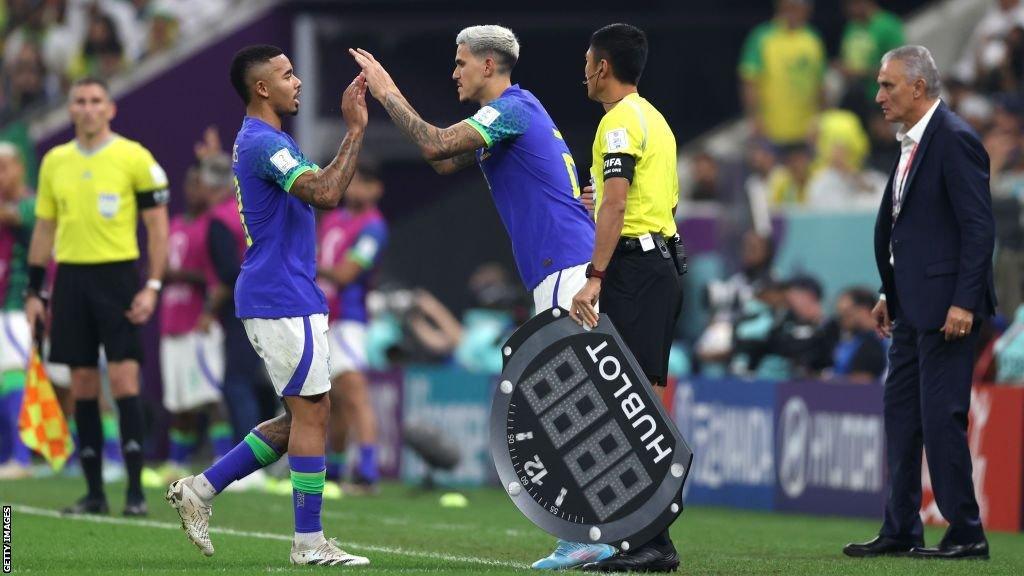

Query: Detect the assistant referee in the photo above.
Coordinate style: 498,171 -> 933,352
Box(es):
571,23 -> 685,573
25,77 -> 169,517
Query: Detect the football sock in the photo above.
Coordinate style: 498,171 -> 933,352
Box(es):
209,421 -> 234,460
168,429 -> 198,466
116,396 -> 145,499
1,371 -> 29,465
357,444 -> 378,483
325,452 -> 346,480
201,429 -> 280,494
290,455 -> 326,544
75,399 -> 104,499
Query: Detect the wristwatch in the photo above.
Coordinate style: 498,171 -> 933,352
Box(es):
585,263 -> 606,280
146,279 -> 163,292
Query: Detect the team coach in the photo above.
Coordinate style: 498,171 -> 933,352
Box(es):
845,45 -> 995,560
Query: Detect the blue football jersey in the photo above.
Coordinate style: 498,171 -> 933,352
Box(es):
232,116 -> 328,318
464,85 -> 595,290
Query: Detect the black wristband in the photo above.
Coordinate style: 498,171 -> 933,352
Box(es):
28,265 -> 46,295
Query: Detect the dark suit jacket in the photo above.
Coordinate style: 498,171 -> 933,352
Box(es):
874,102 -> 997,330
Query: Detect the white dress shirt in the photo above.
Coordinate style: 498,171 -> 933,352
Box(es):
882,98 -> 942,298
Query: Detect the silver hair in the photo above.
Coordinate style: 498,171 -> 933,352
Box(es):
455,25 -> 519,73
881,45 -> 942,98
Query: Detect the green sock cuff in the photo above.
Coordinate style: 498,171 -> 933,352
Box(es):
209,422 -> 232,439
169,429 -> 199,445
243,432 -> 281,466
102,415 -> 119,439
0,370 -> 25,395
290,470 -> 326,494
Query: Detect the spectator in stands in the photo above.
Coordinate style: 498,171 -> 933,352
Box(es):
807,109 -> 887,210
142,8 -> 179,59
729,279 -> 791,379
697,231 -> 777,369
689,151 -> 721,202
68,11 -> 126,81
0,42 -> 49,121
994,303 -> 1024,383
954,0 -> 1024,88
838,0 -> 905,122
985,94 -> 1024,198
743,140 -> 776,235
766,144 -> 812,206
739,0 -> 825,150
832,287 -> 887,383
777,275 -> 839,377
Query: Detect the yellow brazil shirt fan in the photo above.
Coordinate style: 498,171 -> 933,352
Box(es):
590,92 -> 678,238
35,136 -> 168,264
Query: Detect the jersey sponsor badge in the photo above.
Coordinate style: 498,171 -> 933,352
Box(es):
605,128 -> 628,153
491,308 -> 693,547
473,106 -> 501,127
270,148 -> 300,174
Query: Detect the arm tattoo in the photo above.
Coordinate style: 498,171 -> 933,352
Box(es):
429,151 -> 477,175
290,129 -> 364,209
382,91 -> 484,161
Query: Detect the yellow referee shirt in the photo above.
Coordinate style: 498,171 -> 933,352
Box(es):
36,136 -> 168,264
591,93 -> 678,238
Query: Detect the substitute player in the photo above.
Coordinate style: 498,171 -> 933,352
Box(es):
25,77 -> 170,516
570,24 -> 685,573
316,161 -> 387,493
351,25 -> 615,570
157,166 -> 231,481
166,45 -> 370,567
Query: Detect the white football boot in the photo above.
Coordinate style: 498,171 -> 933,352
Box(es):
290,537 -> 370,566
165,475 -> 215,556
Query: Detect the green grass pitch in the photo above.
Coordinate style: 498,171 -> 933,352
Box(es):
1,477 -> 1022,574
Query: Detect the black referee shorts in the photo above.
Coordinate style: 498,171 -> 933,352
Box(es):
602,247 -> 683,385
50,260 -> 143,367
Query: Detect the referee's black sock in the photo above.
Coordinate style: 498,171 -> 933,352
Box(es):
116,395 -> 145,499
74,399 -> 105,500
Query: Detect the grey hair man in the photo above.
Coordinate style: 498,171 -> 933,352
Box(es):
844,44 -> 995,560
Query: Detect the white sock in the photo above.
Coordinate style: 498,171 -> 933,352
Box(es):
294,530 -> 325,548
193,474 -> 217,502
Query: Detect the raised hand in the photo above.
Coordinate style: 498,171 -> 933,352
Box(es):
341,75 -> 368,132
348,48 -> 397,101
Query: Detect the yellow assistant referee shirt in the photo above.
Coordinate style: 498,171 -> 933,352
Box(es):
36,136 -> 168,264
591,92 -> 678,238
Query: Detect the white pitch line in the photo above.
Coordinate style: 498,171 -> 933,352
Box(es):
11,504 -> 529,570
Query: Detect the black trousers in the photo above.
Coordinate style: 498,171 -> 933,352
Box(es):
880,317 -> 985,545
602,248 -> 683,385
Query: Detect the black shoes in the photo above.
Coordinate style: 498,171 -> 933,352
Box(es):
844,535 -> 990,560
61,494 -> 147,517
123,494 -> 148,517
581,543 -> 679,573
910,540 -> 989,560
843,536 -> 921,558
62,495 -> 110,515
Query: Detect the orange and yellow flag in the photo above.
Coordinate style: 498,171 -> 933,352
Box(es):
18,348 -> 73,470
